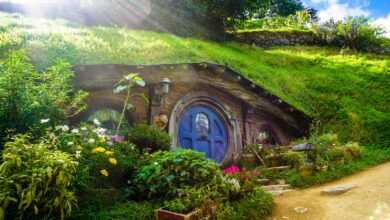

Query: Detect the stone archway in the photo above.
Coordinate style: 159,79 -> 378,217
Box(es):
169,92 -> 242,164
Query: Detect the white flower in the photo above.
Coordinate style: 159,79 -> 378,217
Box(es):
81,127 -> 88,131
71,128 -> 79,134
97,128 -> 106,134
75,150 -> 82,159
154,162 -> 159,166
88,138 -> 95,144
40,118 -> 50,124
67,141 -> 74,146
93,118 -> 101,126
61,125 -> 69,132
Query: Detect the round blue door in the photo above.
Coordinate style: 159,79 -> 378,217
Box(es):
178,105 -> 228,163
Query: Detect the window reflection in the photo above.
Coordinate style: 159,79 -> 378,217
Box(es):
256,129 -> 278,147
195,113 -> 209,137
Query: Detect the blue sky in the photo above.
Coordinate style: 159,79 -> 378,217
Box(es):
301,0 -> 390,36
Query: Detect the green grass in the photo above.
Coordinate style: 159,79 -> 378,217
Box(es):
285,147 -> 390,188
1,12 -> 390,146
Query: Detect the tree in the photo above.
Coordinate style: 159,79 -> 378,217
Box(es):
267,0 -> 304,17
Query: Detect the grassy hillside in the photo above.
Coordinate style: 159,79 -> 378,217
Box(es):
1,12 -> 389,146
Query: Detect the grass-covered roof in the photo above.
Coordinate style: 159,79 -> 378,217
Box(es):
0,12 -> 389,146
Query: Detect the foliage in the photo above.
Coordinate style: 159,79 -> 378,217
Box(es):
163,187 -> 211,214
71,201 -> 158,220
313,17 -> 384,51
113,73 -> 147,134
0,51 -> 87,143
1,13 -> 389,147
236,10 -> 312,31
282,151 -> 305,169
0,134 -> 77,220
54,122 -> 140,190
134,149 -> 221,199
215,187 -> 273,220
285,146 -> 390,188
127,124 -> 171,153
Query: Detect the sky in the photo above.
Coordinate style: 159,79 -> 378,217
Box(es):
302,0 -> 390,36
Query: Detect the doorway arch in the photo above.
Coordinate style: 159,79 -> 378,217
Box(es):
169,92 -> 242,164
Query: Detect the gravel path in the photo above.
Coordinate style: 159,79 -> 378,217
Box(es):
268,162 -> 390,220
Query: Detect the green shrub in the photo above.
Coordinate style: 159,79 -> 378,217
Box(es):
215,187 -> 273,220
163,187 -> 211,214
314,16 -> 384,51
286,146 -> 390,188
134,149 -> 221,199
344,142 -> 362,159
282,151 -> 305,169
128,124 -> 171,153
71,201 -> 158,220
54,123 -> 140,190
0,134 -> 77,220
0,51 -> 87,143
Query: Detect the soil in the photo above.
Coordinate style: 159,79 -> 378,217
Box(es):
268,162 -> 390,220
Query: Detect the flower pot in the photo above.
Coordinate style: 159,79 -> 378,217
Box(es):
155,208 -> 202,220
155,204 -> 217,220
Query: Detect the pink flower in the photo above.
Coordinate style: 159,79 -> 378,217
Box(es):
223,165 -> 240,175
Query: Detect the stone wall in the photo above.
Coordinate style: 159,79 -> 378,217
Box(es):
233,30 -> 317,47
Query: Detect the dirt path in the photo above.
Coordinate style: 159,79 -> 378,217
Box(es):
268,162 -> 390,220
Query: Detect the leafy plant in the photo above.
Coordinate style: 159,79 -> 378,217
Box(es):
134,149 -> 221,199
163,187 -> 210,214
215,187 -> 273,220
54,122 -> 140,190
113,73 -> 147,134
0,134 -> 77,220
128,124 -> 171,153
0,51 -> 87,143
282,151 -> 305,169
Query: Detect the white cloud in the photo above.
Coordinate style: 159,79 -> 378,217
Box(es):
373,15 -> 390,38
318,0 -> 370,22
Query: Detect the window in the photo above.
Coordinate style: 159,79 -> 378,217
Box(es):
195,113 -> 209,137
256,128 -> 278,147
88,108 -> 124,132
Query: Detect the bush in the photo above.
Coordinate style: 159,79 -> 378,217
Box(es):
134,149 -> 221,199
215,187 -> 273,220
0,134 -> 77,220
54,123 -> 141,190
163,187 -> 211,214
128,124 -> 171,153
0,51 -> 87,143
71,201 -> 158,220
313,16 -> 384,51
282,151 -> 305,169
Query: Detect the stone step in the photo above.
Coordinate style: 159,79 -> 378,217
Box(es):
267,189 -> 294,196
262,184 -> 291,191
256,178 -> 271,185
265,165 -> 290,172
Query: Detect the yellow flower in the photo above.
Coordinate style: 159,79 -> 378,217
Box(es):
91,147 -> 106,154
105,151 -> 114,157
108,158 -> 117,166
100,169 -> 109,177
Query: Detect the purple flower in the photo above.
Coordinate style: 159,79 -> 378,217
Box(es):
111,135 -> 125,143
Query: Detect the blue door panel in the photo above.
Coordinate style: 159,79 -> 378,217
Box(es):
178,105 -> 228,163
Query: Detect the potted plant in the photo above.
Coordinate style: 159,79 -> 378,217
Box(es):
155,188 -> 217,220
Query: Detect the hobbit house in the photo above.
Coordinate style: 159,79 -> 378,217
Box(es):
73,63 -> 310,164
